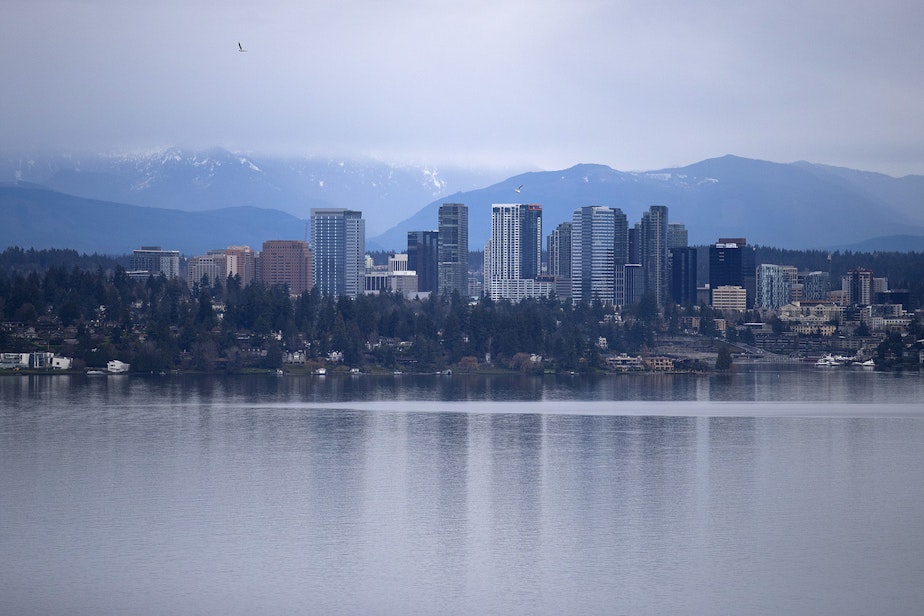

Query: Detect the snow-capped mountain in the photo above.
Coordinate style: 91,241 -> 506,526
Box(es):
0,148 -> 503,236
372,156 -> 924,250
3,151 -> 923,254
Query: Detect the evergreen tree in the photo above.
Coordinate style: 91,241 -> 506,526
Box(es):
715,346 -> 733,370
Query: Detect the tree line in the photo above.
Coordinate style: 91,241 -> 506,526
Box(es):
0,264 -> 664,373
2,246 -> 923,373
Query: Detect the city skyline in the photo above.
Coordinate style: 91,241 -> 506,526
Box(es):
114,194 -> 914,323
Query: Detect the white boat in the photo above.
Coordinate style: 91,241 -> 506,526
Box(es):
106,360 -> 130,374
815,354 -> 842,367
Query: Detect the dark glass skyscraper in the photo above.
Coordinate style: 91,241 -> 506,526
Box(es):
669,247 -> 697,305
613,208 -> 629,266
407,230 -> 439,293
547,222 -> 572,279
520,204 -> 542,280
437,203 -> 468,297
709,238 -> 756,308
639,205 -> 669,305
547,221 -> 572,299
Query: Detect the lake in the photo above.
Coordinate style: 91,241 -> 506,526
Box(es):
2,368 -> 923,615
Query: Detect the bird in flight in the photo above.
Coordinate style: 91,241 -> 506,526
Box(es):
515,185 -> 523,193
238,42 -> 247,52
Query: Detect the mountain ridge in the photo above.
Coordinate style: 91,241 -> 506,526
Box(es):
371,155 -> 924,250
0,148 -> 507,236
2,152 -> 923,254
0,183 -> 307,255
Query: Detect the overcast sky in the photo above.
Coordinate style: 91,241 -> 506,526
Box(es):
4,0 -> 924,176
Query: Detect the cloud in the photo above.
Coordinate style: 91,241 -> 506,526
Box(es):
3,0 -> 924,176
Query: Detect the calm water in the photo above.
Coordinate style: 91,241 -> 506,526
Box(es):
2,369 -> 923,615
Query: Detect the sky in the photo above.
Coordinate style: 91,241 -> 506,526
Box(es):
3,0 -> 924,176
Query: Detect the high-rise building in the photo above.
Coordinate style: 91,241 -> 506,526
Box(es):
613,208 -> 629,266
628,225 -> 640,265
639,205 -> 669,305
407,230 -> 439,293
437,203 -> 468,297
669,247 -> 698,305
489,203 -> 551,301
756,264 -> 792,310
547,222 -> 572,278
189,245 -> 257,289
187,251 -> 228,290
131,246 -> 180,280
520,204 -> 542,280
623,263 -> 645,306
259,240 -> 313,295
225,246 -> 256,287
666,222 -> 689,305
311,208 -> 365,298
667,223 -> 688,249
571,206 -> 615,304
490,204 -> 528,284
547,222 -> 572,299
802,271 -> 831,300
709,238 -> 756,308
873,277 -> 889,295
844,269 -> 873,306
482,239 -> 491,297
782,265 -> 800,302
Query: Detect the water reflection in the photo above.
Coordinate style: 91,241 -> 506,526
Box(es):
2,372 -> 924,615
4,366 -> 920,405
485,413 -> 543,604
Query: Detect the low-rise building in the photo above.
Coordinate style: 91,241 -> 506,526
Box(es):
712,285 -> 747,311
791,324 -> 837,336
0,352 -> 73,370
0,353 -> 28,369
779,301 -> 843,326
644,356 -> 675,371
364,271 -> 420,297
606,353 -> 644,372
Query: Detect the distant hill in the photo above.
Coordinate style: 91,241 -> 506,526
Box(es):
0,184 -> 308,255
0,148 -> 505,236
831,235 -> 924,253
371,156 -> 924,251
